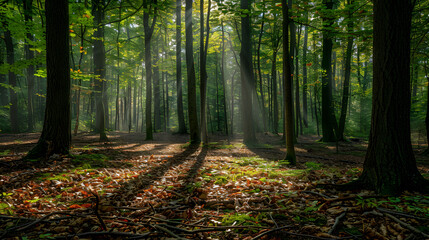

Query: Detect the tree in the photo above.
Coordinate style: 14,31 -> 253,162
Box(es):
176,0 -> 186,134
92,0 -> 108,141
283,0 -> 296,165
185,0 -> 200,143
25,0 -> 70,159
24,0 -> 35,132
143,0 -> 157,140
349,0 -> 429,195
338,0 -> 354,140
4,29 -> 18,133
240,0 -> 256,144
200,0 -> 212,144
320,0 -> 338,142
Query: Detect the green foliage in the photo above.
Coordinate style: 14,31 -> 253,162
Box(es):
71,154 -> 109,168
221,213 -> 266,228
305,161 -> 323,170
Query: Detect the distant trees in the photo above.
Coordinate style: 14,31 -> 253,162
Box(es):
26,0 -> 70,159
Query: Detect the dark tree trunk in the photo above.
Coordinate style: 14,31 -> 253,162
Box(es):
295,26 -> 302,135
302,25 -> 308,128
321,0 -> 337,142
153,39 -> 161,132
186,0 -> 200,143
257,10 -> 266,132
221,18 -> 229,138
24,0 -> 35,132
240,0 -> 256,144
338,0 -> 354,140
283,0 -> 296,165
272,51 -> 278,134
26,0 -> 70,159
0,41 -> 7,107
200,0 -> 211,144
4,30 -> 18,133
352,0 -> 429,195
143,0 -> 157,140
176,0 -> 186,134
92,0 -> 108,141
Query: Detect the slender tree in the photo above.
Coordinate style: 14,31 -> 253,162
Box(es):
92,0 -> 108,141
185,0 -> 200,143
4,29 -> 18,133
25,0 -> 70,159
143,0 -> 157,140
338,0 -> 354,139
176,0 -> 187,134
283,0 -> 296,165
200,0 -> 211,144
24,0 -> 35,132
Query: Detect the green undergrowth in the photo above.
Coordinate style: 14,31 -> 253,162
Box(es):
70,153 -> 109,168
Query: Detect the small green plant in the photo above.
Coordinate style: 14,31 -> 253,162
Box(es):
305,161 -> 323,170
71,153 -> 109,168
0,150 -> 10,156
221,213 -> 266,227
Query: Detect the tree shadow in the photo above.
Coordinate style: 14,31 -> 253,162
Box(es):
178,145 -> 208,192
105,143 -> 200,204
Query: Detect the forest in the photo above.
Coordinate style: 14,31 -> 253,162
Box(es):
0,0 -> 429,239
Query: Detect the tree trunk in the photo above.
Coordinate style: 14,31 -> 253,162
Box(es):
153,39 -> 161,132
24,0 -> 35,132
321,0 -> 337,142
240,0 -> 256,144
200,0 -> 211,144
221,18 -> 229,138
0,40 -> 7,107
92,0 -> 108,141
302,25 -> 308,128
353,0 -> 429,195
283,0 -> 296,165
5,30 -> 18,133
272,51 -> 278,134
26,0 -> 70,159
295,26 -> 302,135
176,0 -> 186,134
185,0 -> 200,143
144,0 -> 157,140
338,0 -> 354,140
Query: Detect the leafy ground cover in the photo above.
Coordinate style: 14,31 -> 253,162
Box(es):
0,132 -> 428,239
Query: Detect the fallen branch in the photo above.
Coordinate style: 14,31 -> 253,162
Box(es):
328,211 -> 347,235
153,224 -> 185,239
54,231 -> 152,239
251,225 -> 292,240
384,213 -> 429,239
377,207 -> 429,220
301,190 -> 333,199
91,191 -> 107,231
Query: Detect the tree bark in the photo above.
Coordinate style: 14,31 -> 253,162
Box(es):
321,0 -> 338,142
4,30 -> 18,133
338,0 -> 354,140
185,0 -> 200,143
24,0 -> 35,132
353,0 -> 429,195
26,0 -> 70,159
302,24 -> 308,128
240,0 -> 256,144
92,0 -> 108,141
176,0 -> 186,134
283,0 -> 296,165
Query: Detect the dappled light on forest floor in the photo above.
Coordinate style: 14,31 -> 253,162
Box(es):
0,133 -> 428,239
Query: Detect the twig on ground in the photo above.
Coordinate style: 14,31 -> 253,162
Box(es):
153,224 -> 185,239
377,207 -> 429,220
384,213 -> 429,239
91,191 -> 107,231
54,231 -> 152,239
362,210 -> 383,217
302,190 -> 333,199
328,211 -> 347,235
250,225 -> 292,240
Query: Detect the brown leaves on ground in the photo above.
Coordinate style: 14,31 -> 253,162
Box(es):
0,132 -> 428,239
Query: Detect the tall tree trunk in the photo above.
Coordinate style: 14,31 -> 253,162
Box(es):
321,0 -> 337,142
352,0 -> 429,195
115,4 -> 122,131
153,39 -> 161,132
272,51 -> 278,134
302,25 -> 308,128
288,0 -> 295,139
200,0 -> 211,144
257,10 -> 266,132
24,0 -> 35,132
26,0 -> 70,159
240,0 -> 256,144
295,26 -> 302,135
176,0 -> 186,134
185,0 -> 200,143
143,0 -> 157,140
221,18 -> 229,138
283,0 -> 296,165
0,40 -> 7,107
4,30 -> 18,133
92,0 -> 108,141
338,0 -> 354,140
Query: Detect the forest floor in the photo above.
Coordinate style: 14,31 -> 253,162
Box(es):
0,132 -> 428,240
